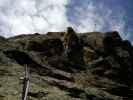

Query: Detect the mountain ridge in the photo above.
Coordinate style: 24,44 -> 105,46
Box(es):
0,27 -> 133,100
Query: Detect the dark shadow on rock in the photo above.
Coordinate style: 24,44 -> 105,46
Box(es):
45,70 -> 74,82
3,50 -> 50,75
105,85 -> 133,97
103,31 -> 122,56
102,31 -> 133,85
27,38 -> 64,57
3,50 -> 74,82
46,80 -> 111,100
48,81 -> 85,98
28,91 -> 48,98
0,69 -> 11,76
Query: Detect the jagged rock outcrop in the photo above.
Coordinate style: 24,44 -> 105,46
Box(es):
64,27 -> 84,65
99,31 -> 133,85
0,28 -> 133,100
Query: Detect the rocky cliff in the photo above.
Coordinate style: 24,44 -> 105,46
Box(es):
0,27 -> 133,100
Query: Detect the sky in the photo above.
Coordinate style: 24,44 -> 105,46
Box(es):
0,0 -> 133,44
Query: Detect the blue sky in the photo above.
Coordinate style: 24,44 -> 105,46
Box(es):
0,0 -> 132,44
67,0 -> 133,43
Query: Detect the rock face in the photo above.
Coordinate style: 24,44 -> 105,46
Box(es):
0,28 -> 133,100
102,31 -> 133,85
